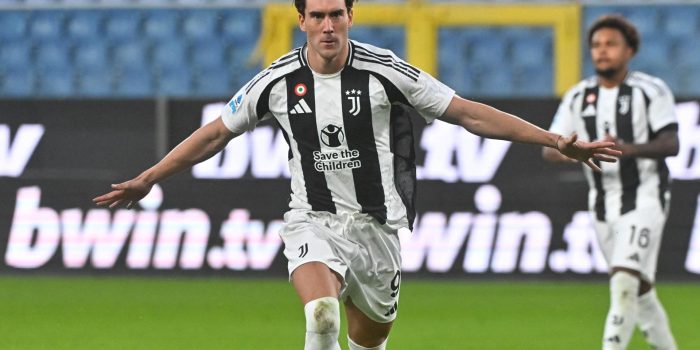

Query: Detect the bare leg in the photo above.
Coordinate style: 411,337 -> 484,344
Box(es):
292,261 -> 343,303
344,297 -> 393,348
293,262 -> 344,350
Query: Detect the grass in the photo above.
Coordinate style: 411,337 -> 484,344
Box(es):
0,276 -> 697,349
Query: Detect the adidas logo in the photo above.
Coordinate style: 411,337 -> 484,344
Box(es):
582,104 -> 596,117
627,253 -> 640,262
289,99 -> 313,115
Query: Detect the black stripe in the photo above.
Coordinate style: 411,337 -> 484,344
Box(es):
255,76 -> 283,120
390,104 -> 417,230
341,67 -> 386,224
353,51 -> 420,80
286,68 -> 335,213
582,86 -> 605,221
245,55 -> 301,94
270,49 -> 300,68
245,70 -> 270,94
298,44 -> 307,66
353,56 -> 418,82
569,91 -> 581,113
354,44 -> 420,75
616,84 -> 639,215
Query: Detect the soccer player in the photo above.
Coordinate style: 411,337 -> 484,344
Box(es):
543,15 -> 679,350
94,1 -> 620,349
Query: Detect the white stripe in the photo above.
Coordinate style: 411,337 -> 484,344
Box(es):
294,104 -> 304,114
299,99 -> 312,113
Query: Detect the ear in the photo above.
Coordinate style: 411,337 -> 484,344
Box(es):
347,9 -> 353,28
298,12 -> 306,32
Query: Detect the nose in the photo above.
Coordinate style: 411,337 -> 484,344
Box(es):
322,16 -> 334,33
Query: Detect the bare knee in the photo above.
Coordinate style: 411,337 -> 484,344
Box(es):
610,267 -> 652,296
345,298 -> 392,347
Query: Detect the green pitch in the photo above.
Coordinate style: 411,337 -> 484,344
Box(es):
1,276 -> 697,349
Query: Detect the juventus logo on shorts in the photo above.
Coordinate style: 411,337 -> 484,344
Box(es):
298,243 -> 309,258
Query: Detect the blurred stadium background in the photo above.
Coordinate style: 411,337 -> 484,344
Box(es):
1,0 -> 699,349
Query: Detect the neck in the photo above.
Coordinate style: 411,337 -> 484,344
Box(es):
306,41 -> 349,74
598,69 -> 628,88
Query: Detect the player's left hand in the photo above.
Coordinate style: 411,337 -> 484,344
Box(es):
556,133 -> 622,172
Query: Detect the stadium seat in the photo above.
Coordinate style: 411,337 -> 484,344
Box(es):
635,35 -> 671,68
663,7 -> 699,38
114,67 -> 153,97
195,67 -> 230,97
0,11 -> 28,41
152,41 -> 187,70
182,10 -> 219,40
625,10 -> 660,37
476,67 -> 515,97
112,41 -> 149,70
76,69 -> 113,97
74,42 -> 110,71
34,42 -> 71,70
510,36 -> 551,68
29,11 -> 65,41
190,40 -> 226,70
37,68 -> 75,97
220,9 -> 260,40
0,67 -> 35,96
156,66 -> 192,97
66,10 -> 103,42
105,10 -> 141,42
0,41 -> 32,71
143,10 -> 180,40
469,37 -> 507,66
515,66 -> 552,97
673,39 -> 700,68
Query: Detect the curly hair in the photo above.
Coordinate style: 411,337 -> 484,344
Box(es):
293,0 -> 356,15
587,14 -> 640,54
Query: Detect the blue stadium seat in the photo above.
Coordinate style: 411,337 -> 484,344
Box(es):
29,11 -> 65,42
469,37 -> 507,66
0,41 -> 32,71
37,68 -> 75,97
112,41 -> 149,70
1,67 -> 35,96
34,42 -> 71,70
476,67 -> 515,97
0,12 -> 29,41
182,10 -> 219,40
156,67 -> 192,97
115,66 -> 153,97
152,41 -> 187,70
673,39 -> 700,68
143,10 -> 180,40
74,42 -> 110,71
190,40 -> 226,70
221,9 -> 260,40
515,66 -> 552,97
105,10 -> 141,42
663,7 -> 699,38
67,10 -> 103,42
76,69 -> 113,97
195,67 -> 230,97
626,10 -> 660,38
678,68 -> 700,97
510,36 -> 551,68
635,35 -> 671,68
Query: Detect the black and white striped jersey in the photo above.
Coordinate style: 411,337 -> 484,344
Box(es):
549,71 -> 678,222
221,40 -> 455,230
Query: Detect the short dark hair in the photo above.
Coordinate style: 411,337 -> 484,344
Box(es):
293,0 -> 356,16
587,14 -> 640,54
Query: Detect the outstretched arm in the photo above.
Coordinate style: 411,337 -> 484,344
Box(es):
440,95 -> 621,171
603,129 -> 679,159
93,117 -> 238,209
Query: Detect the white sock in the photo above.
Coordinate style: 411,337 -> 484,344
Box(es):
304,297 -> 341,350
602,271 -> 640,350
638,289 -> 677,350
348,336 -> 387,350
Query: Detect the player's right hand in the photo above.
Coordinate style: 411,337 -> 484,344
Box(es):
92,179 -> 152,209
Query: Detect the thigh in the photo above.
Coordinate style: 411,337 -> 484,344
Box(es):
292,261 -> 343,304
610,208 -> 666,282
345,297 -> 393,347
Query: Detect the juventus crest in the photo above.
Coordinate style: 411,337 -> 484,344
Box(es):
346,89 -> 362,116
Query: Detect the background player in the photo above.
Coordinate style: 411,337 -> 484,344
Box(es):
543,14 -> 679,350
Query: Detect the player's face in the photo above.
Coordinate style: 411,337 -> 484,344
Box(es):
590,27 -> 634,79
299,0 -> 353,69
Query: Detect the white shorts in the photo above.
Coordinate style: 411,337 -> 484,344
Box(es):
594,206 -> 667,283
280,210 -> 402,323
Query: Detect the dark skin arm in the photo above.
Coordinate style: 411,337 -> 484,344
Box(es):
603,129 -> 679,159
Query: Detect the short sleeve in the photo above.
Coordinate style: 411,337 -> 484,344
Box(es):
220,85 -> 260,134
549,88 -> 579,136
404,71 -> 455,124
647,81 -> 677,133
